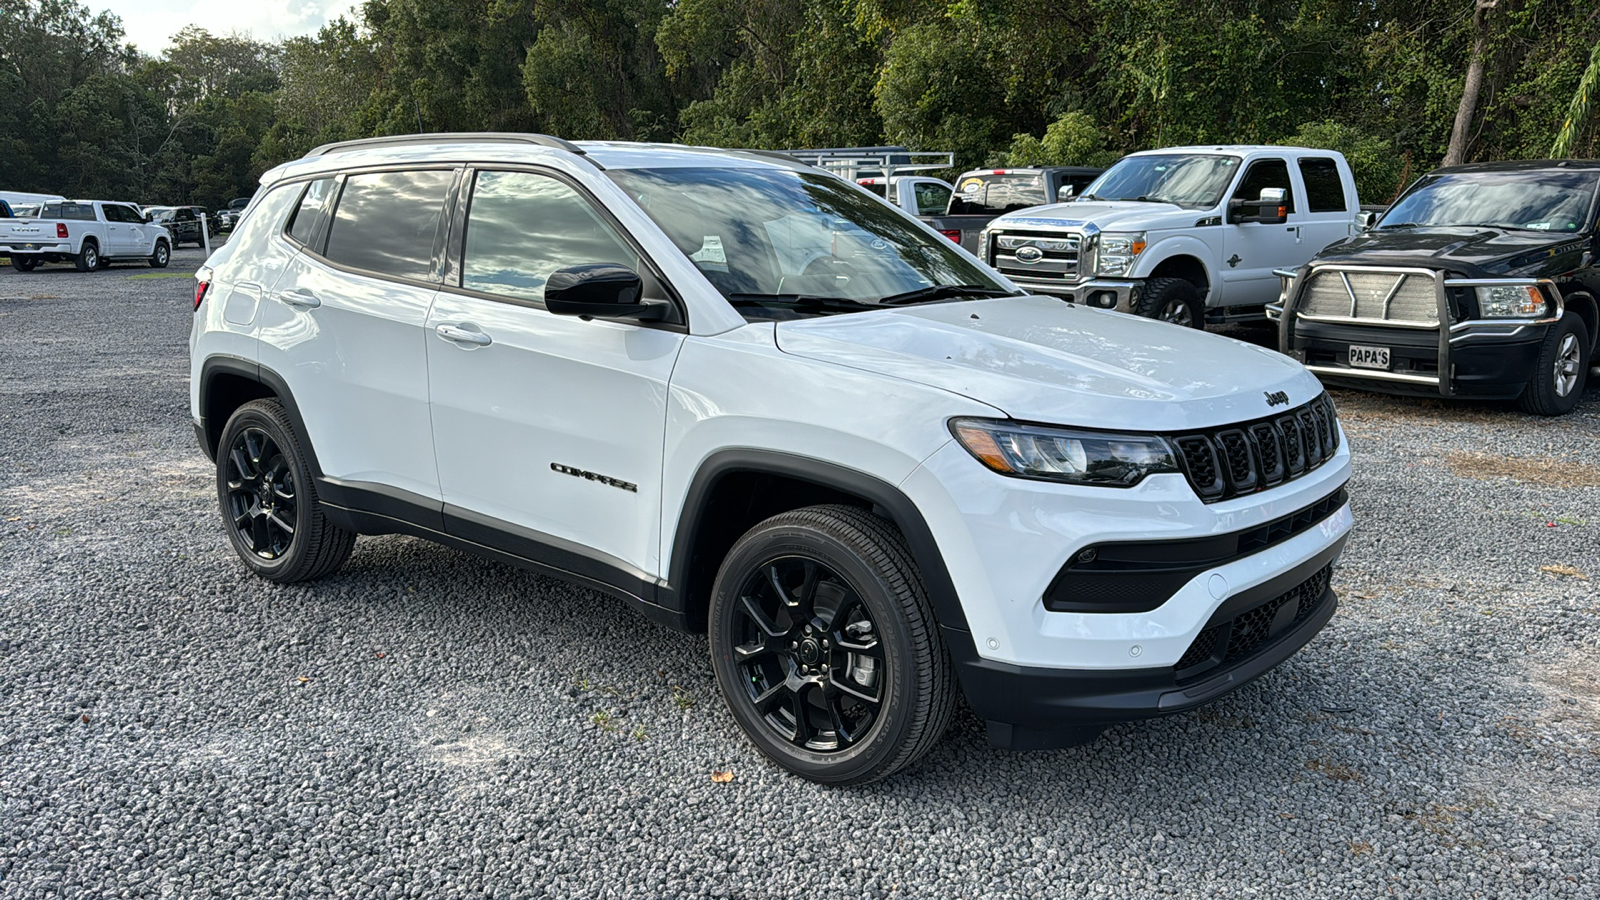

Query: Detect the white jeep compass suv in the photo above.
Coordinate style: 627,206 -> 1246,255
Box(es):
190,134 -> 1353,784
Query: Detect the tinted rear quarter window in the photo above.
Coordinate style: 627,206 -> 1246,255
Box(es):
1298,158 -> 1347,212
323,170 -> 454,280
286,178 -> 337,248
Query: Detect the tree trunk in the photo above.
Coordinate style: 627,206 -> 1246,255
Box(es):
1444,0 -> 1496,167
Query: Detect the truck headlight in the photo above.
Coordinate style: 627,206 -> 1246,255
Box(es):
1475,284 -> 1546,317
949,418 -> 1178,487
1095,232 -> 1147,277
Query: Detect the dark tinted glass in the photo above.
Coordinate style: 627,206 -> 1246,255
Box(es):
324,170 -> 453,279
948,173 -> 1051,215
461,171 -> 638,302
1298,159 -> 1346,212
286,178 -> 336,248
1380,170 -> 1599,232
1234,159 -> 1296,212
43,203 -> 97,221
102,205 -> 134,223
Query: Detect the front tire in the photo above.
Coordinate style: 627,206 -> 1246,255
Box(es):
708,505 -> 955,785
74,242 -> 99,272
216,399 -> 355,582
1134,277 -> 1204,328
1518,313 -> 1590,416
149,241 -> 170,268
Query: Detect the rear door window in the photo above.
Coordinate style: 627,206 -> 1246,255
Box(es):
323,169 -> 454,281
459,170 -> 639,304
1298,158 -> 1348,213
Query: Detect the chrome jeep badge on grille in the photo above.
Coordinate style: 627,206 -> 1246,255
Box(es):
1264,390 -> 1290,407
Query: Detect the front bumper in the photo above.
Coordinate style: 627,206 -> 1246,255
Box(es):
954,540 -> 1340,748
1288,319 -> 1546,399
900,434 -> 1353,745
1010,276 -> 1142,311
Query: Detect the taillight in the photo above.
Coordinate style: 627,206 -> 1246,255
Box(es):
194,280 -> 209,311
939,230 -> 962,242
56,223 -> 68,239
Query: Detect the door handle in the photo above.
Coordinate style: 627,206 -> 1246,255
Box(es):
279,288 -> 321,309
435,324 -> 492,346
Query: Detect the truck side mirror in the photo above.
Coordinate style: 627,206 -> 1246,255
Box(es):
1355,210 -> 1378,231
1057,184 -> 1076,202
1228,187 -> 1289,225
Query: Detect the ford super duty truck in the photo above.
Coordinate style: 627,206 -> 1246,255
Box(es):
1272,160 -> 1599,416
2,199 -> 173,271
977,147 -> 1363,327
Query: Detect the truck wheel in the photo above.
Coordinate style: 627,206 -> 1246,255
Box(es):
149,241 -> 170,268
1135,277 -> 1204,328
11,258 -> 37,272
74,241 -> 99,272
216,399 -> 356,582
708,504 -> 955,785
1518,314 -> 1590,416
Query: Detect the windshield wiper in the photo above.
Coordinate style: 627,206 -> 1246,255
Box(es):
877,284 -> 1021,306
725,293 -> 876,312
1377,222 -> 1420,229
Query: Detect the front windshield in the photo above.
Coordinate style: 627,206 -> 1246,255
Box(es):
608,166 -> 1009,319
1379,170 -> 1598,232
1080,154 -> 1241,208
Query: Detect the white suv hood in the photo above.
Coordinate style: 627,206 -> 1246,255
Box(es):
775,295 -> 1323,431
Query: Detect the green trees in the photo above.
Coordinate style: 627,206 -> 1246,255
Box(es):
2,0 -> 1597,207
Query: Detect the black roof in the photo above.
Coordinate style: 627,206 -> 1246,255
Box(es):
1429,159 -> 1600,175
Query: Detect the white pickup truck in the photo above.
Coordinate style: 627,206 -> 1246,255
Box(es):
977,146 -> 1364,327
855,175 -> 955,216
2,199 -> 172,272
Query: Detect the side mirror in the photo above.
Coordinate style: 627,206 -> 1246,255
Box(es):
1227,187 -> 1288,225
1056,184 -> 1076,202
1355,210 -> 1379,231
544,264 -> 663,321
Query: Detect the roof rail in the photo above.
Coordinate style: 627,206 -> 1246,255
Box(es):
303,132 -> 585,159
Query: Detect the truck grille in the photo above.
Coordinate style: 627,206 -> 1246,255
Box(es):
1299,269 -> 1439,325
1173,564 -> 1332,679
990,232 -> 1081,283
1170,394 -> 1340,502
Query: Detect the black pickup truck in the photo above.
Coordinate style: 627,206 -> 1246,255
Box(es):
921,166 -> 1103,254
1272,160 -> 1600,415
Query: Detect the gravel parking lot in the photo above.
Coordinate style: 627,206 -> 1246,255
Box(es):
2,250 -> 1598,898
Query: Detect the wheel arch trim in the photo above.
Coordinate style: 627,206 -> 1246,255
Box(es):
666,448 -> 971,635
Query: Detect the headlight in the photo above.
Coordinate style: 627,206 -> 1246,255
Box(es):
1095,232 -> 1147,277
949,418 -> 1179,487
1475,284 -> 1546,317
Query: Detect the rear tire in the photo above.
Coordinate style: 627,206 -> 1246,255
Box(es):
708,504 -> 955,785
149,241 -> 170,268
216,399 -> 355,582
74,241 -> 99,272
1134,277 -> 1204,328
1518,313 -> 1590,416
11,258 -> 37,272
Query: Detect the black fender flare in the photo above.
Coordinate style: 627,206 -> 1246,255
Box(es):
666,448 -> 972,635
196,356 -> 324,479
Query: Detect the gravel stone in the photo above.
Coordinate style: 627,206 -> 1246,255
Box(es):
1,256 -> 1598,897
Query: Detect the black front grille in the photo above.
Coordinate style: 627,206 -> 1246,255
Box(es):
1174,565 -> 1332,680
1171,394 -> 1340,503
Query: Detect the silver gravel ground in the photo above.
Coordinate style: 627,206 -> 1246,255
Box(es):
2,253 -> 1598,898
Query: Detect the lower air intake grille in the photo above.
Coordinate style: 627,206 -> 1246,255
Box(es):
1174,565 -> 1333,680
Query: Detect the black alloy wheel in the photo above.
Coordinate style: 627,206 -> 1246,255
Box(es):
225,426 -> 299,560
215,399 -> 355,582
709,505 -> 955,785
728,555 -> 888,753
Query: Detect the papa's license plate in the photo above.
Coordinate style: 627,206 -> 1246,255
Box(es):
1348,344 -> 1390,369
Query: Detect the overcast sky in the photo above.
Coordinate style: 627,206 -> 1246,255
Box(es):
95,0 -> 363,53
